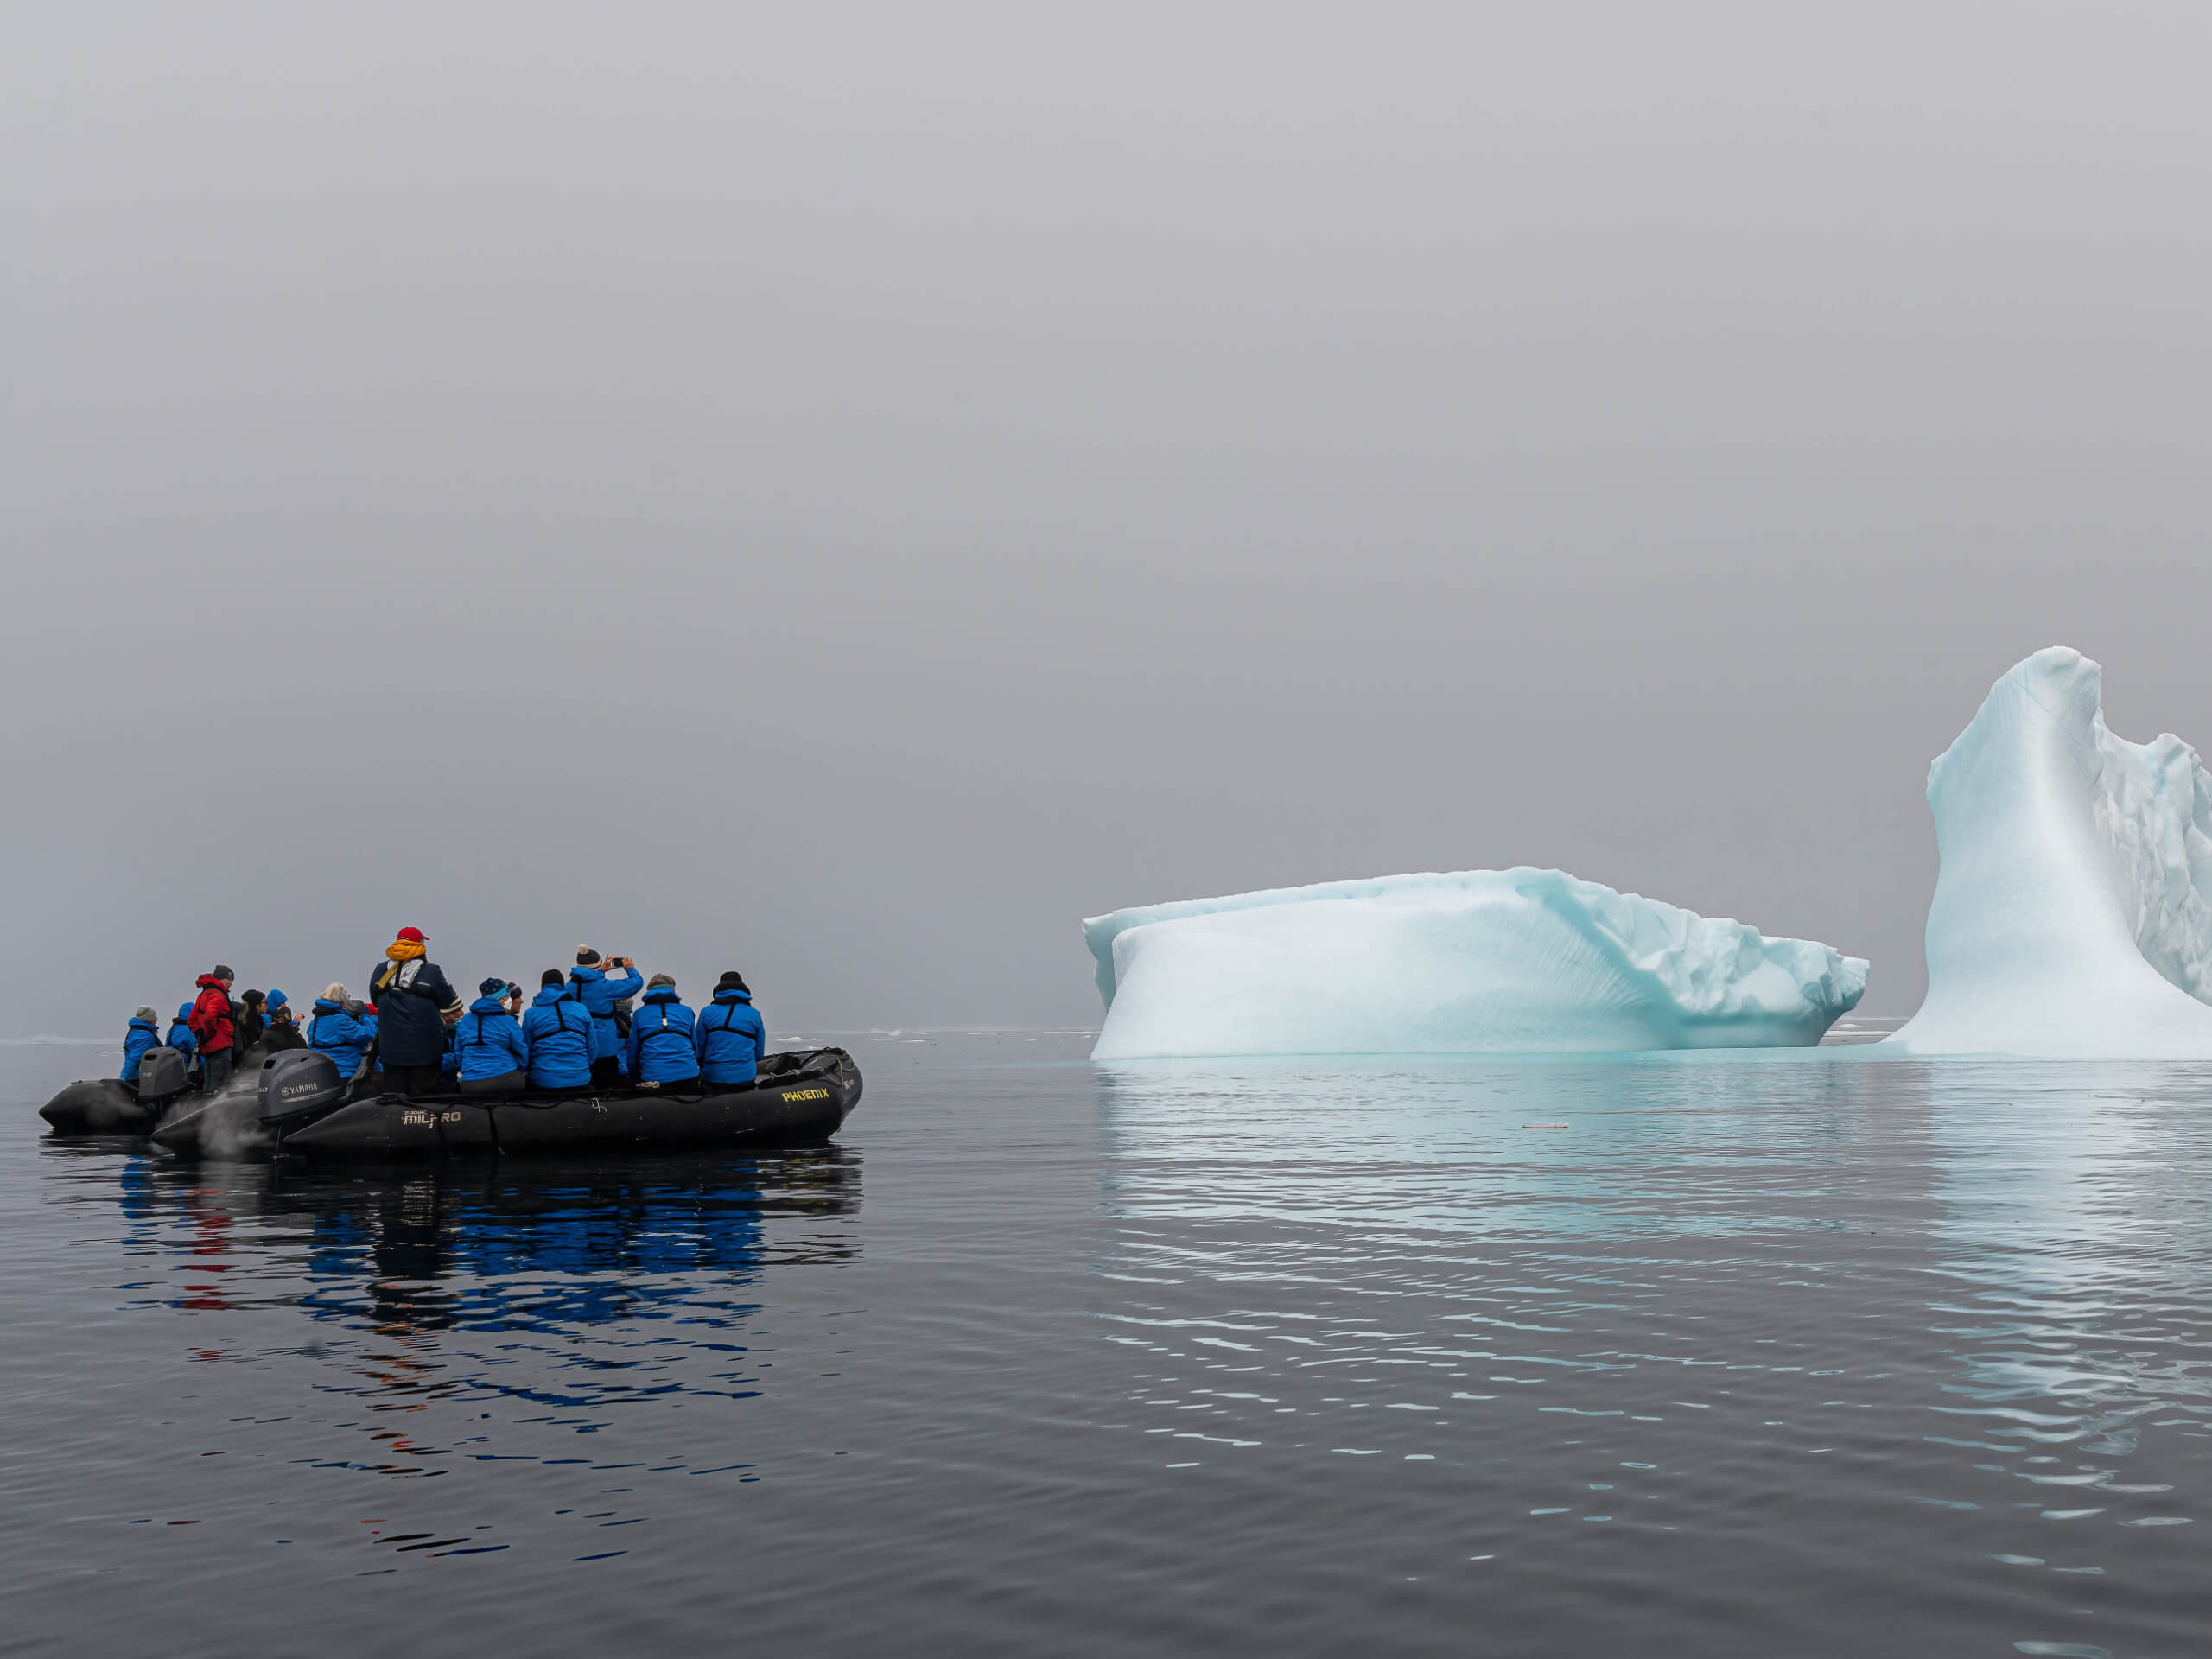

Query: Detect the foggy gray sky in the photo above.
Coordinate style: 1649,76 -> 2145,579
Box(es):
5,2 -> 2209,1034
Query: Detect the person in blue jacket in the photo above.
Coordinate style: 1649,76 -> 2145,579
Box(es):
455,978 -> 531,1094
626,974 -> 701,1087
167,1002 -> 200,1083
307,984 -> 378,1083
121,1007 -> 162,1083
570,948 -> 645,1086
523,969 -> 594,1090
262,989 -> 308,1052
696,970 -> 766,1086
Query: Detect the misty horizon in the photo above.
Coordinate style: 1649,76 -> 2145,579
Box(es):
8,2 -> 2209,1037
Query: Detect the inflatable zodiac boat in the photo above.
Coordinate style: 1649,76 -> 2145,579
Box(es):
39,1046 -> 197,1136
52,1046 -> 861,1163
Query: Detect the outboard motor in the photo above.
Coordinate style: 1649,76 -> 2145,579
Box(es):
257,1049 -> 346,1128
135,1047 -> 192,1107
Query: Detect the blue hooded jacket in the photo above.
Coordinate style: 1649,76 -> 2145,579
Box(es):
121,1016 -> 161,1082
167,1006 -> 199,1061
455,995 -> 531,1082
626,987 -> 701,1084
307,998 -> 377,1079
569,963 -> 645,1069
695,988 -> 765,1085
523,983 -> 594,1089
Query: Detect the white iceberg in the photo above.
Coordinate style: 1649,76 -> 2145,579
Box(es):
1889,647 -> 2212,1058
1084,869 -> 1867,1060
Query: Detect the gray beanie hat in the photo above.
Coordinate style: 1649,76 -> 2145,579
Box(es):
134,1006 -> 160,1025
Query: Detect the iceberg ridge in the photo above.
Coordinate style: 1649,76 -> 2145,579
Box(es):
1084,868 -> 1866,1060
1889,647 -> 2212,1057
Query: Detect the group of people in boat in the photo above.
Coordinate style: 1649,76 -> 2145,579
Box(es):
119,927 -> 767,1100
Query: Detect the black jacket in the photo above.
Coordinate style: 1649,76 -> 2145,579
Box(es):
367,956 -> 460,1066
263,1020 -> 308,1052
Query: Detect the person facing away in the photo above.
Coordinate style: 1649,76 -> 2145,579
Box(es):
626,974 -> 701,1088
570,947 -> 645,1087
359,1001 -> 382,1084
523,969 -> 594,1090
440,1006 -> 463,1087
188,966 -> 238,1092
696,970 -> 766,1086
121,1007 -> 162,1083
262,989 -> 308,1052
234,989 -> 266,1052
307,984 -> 377,1081
369,926 -> 461,1098
455,978 -> 531,1095
166,1002 -> 200,1079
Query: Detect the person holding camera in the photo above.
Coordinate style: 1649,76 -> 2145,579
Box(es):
570,946 -> 644,1088
263,990 -> 308,1052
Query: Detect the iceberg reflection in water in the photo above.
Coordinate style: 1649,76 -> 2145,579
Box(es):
1923,1065 -> 2212,1463
1090,1052 -> 2210,1654
1096,1050 -> 1880,1237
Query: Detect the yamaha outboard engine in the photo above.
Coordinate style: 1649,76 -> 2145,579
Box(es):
257,1049 -> 346,1128
135,1047 -> 191,1107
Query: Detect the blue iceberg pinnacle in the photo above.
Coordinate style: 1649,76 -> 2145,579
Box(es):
1889,646 -> 2212,1058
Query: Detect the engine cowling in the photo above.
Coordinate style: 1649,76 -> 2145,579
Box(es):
257,1049 -> 346,1125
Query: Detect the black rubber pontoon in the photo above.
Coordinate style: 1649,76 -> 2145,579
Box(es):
40,1046 -> 198,1137
40,1077 -> 162,1136
151,1046 -> 862,1163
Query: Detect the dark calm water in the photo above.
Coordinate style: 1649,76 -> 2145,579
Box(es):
4,1034 -> 2208,1656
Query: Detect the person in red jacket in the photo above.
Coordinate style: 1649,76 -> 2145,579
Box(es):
188,965 -> 238,1093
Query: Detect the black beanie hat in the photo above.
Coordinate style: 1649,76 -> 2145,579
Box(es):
213,964 -> 234,981
541,969 -> 565,988
715,970 -> 749,994
576,946 -> 601,966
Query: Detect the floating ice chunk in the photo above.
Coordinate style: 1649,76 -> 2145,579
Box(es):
1083,869 -> 1866,1060
1890,647 -> 2212,1058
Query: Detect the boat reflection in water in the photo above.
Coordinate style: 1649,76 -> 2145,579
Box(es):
109,1148 -> 861,1408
